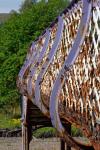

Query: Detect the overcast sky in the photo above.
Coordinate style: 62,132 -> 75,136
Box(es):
0,0 -> 25,13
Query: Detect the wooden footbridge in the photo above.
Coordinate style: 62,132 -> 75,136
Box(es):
17,0 -> 100,149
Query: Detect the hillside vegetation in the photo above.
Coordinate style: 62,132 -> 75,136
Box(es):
0,13 -> 10,24
0,0 -> 69,114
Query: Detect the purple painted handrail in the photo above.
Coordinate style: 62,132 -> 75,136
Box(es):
34,16 -> 64,115
17,42 -> 36,94
17,31 -> 48,94
27,29 -> 50,97
50,0 -> 92,137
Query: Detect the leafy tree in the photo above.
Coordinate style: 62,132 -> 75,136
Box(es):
0,0 -> 69,113
20,0 -> 33,12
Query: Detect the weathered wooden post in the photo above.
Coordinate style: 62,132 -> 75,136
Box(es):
65,123 -> 71,150
22,123 -> 29,150
21,96 -> 29,150
61,138 -> 65,150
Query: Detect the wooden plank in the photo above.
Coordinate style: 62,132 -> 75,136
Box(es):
64,123 -> 71,150
61,138 -> 65,150
22,124 -> 29,150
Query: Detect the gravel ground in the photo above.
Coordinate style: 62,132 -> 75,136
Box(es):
0,138 -> 61,150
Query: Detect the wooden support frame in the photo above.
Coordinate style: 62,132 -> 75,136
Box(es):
61,123 -> 71,150
61,138 -> 65,150
22,123 -> 32,150
64,123 -> 71,150
21,96 -> 30,150
22,124 -> 29,150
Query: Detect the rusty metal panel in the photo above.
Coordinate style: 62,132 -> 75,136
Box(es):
34,16 -> 64,115
50,0 -> 100,149
35,1 -> 83,117
27,30 -> 50,97
50,1 -> 92,148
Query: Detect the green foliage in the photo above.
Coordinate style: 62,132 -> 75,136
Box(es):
33,126 -> 83,138
0,0 -> 69,113
33,127 -> 56,138
20,0 -> 33,12
0,13 -> 10,24
0,114 -> 21,129
71,125 -> 83,137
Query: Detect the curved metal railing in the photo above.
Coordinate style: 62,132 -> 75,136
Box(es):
17,0 -> 100,149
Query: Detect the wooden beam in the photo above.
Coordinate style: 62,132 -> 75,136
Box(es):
64,123 -> 71,150
22,96 -> 30,150
22,124 -> 29,150
61,138 -> 65,150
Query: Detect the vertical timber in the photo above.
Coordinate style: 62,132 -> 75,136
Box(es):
22,124 -> 29,150
61,138 -> 65,150
22,96 -> 30,150
64,123 -> 71,150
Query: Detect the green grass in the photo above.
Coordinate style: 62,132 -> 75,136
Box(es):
0,113 -> 21,129
33,127 -> 56,138
33,126 -> 83,138
71,125 -> 83,137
